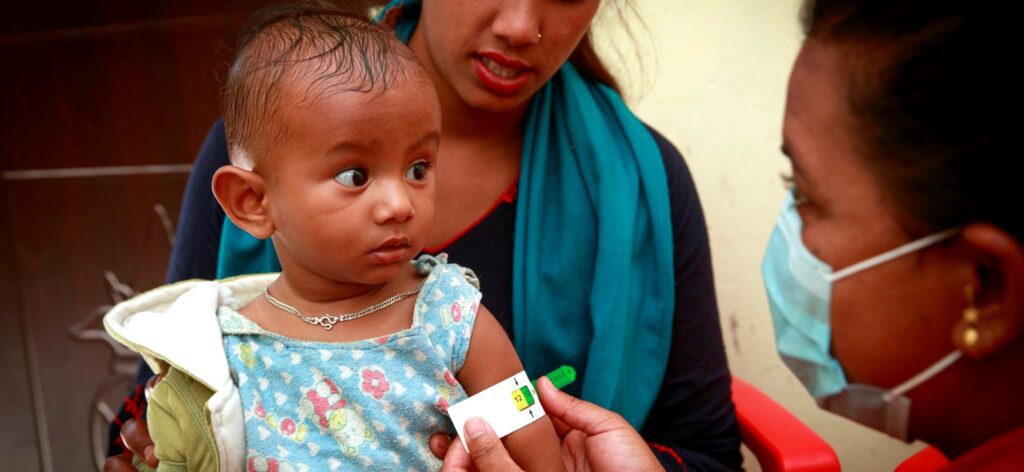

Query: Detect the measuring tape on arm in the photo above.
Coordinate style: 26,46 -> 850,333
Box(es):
447,365 -> 576,451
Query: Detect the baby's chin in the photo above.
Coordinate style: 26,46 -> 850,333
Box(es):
345,259 -> 417,285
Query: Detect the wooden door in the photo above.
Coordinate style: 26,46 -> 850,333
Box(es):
0,2 -> 272,469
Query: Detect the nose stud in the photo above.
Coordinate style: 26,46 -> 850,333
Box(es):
537,32 -> 542,41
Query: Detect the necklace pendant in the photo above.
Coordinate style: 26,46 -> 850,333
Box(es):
317,316 -> 338,331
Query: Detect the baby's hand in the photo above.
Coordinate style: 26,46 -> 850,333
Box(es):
429,432 -> 454,460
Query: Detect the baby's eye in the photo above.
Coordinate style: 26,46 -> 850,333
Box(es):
335,167 -> 368,188
405,161 -> 430,181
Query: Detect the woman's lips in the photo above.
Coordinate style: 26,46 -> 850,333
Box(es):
473,52 -> 533,96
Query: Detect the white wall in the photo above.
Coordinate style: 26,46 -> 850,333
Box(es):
594,1 -> 925,470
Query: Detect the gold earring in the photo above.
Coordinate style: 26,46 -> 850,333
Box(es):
963,285 -> 980,347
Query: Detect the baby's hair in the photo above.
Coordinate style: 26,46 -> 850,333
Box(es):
223,2 -> 422,169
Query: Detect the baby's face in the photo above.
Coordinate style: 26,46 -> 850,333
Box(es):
261,74 -> 441,286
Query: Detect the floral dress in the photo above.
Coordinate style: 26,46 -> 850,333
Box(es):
219,258 -> 480,471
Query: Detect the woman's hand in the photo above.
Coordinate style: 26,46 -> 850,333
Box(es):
541,377 -> 663,471
103,374 -> 164,471
103,418 -> 157,471
435,377 -> 664,471
439,417 -> 524,472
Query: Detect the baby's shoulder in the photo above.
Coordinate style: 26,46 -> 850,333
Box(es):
412,253 -> 481,294
412,255 -> 483,372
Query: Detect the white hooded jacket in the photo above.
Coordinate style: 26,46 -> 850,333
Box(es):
104,274 -> 278,472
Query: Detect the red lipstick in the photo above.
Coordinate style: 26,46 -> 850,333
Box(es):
473,51 -> 533,96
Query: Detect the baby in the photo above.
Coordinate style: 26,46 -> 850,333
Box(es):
104,5 -> 562,471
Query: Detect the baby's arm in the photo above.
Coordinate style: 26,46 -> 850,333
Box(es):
145,367 -> 219,471
456,305 -> 566,471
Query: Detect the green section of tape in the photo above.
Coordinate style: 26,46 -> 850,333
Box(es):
532,365 -> 576,391
519,385 -> 535,407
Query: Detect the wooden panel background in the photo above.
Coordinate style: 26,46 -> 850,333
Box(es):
0,2 -> 272,469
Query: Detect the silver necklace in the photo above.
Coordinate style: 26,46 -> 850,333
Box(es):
263,283 -> 424,331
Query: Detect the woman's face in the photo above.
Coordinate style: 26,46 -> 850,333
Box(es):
781,40 -> 968,394
410,0 -> 600,114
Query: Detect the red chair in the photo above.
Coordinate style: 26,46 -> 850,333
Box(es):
894,446 -> 949,472
732,377 -> 841,472
733,377 -> 950,472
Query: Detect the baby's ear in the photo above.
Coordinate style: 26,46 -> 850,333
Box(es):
212,166 -> 274,239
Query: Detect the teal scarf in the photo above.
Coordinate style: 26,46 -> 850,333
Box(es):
217,1 -> 675,428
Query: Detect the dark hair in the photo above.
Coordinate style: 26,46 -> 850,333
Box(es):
571,33 -> 621,93
223,2 -> 421,168
801,0 -> 1023,241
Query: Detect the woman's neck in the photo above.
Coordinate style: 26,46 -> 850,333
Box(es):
914,341 -> 1024,458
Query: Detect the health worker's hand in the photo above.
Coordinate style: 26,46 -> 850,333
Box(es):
435,377 -> 664,472
439,417 -> 523,472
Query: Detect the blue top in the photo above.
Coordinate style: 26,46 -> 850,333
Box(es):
220,258 -> 479,471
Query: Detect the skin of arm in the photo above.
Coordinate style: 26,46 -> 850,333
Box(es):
455,305 -> 566,472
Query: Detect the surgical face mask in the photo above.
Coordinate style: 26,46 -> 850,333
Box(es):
762,192 -> 960,441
